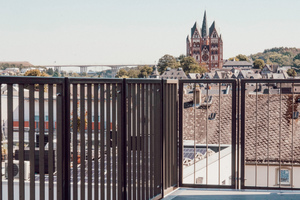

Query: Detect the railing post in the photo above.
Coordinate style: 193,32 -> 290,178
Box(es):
161,79 -> 166,198
63,77 -> 71,200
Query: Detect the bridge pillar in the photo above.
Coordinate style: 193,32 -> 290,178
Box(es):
80,66 -> 88,74
110,66 -> 121,78
54,66 -> 62,73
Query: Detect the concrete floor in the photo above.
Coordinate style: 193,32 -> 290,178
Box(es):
163,188 -> 300,200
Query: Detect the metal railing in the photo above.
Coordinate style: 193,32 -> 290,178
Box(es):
3,76 -> 300,200
0,77 -> 178,200
241,79 -> 300,190
179,79 -> 237,189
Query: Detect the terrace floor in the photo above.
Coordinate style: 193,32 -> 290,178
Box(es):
163,188 -> 300,200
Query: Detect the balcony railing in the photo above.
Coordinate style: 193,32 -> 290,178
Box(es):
1,76 -> 300,200
0,77 -> 178,200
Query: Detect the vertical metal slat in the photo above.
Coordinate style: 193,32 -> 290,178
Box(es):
136,83 -> 141,199
72,84 -> 78,200
56,84 -> 63,200
87,84 -> 92,200
48,84 -> 54,200
94,84 -> 99,200
19,84 -> 25,200
7,84 -> 13,200
149,84 -> 154,197
29,84 -> 35,200
141,84 -> 145,199
100,84 -> 105,200
127,83 -> 132,200
80,83 -> 85,200
132,84 -> 136,200
145,84 -> 149,199
111,84 -> 117,200
39,84 -> 45,200
106,84 -> 111,200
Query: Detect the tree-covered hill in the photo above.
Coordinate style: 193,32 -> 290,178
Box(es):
250,47 -> 300,69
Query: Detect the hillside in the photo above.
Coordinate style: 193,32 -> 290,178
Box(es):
250,47 -> 300,68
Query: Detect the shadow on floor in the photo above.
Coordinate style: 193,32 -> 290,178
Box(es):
163,188 -> 300,200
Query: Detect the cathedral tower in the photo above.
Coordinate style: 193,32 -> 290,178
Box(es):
186,11 -> 223,70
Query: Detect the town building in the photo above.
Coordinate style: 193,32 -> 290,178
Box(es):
186,11 -> 223,71
160,68 -> 187,79
223,60 -> 253,69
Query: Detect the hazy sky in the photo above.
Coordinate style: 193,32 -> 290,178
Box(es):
0,0 -> 299,65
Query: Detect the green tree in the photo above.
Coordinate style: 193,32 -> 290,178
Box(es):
138,65 -> 153,78
157,54 -> 179,74
228,57 -> 235,61
127,69 -> 139,78
294,53 -> 300,61
293,59 -> 300,67
253,59 -> 265,69
46,68 -> 54,75
180,56 -> 207,75
176,54 -> 186,62
235,54 -> 249,61
115,69 -> 128,78
53,69 -> 61,77
287,69 -> 297,77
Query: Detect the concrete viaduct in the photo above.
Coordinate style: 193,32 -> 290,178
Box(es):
43,64 -> 155,77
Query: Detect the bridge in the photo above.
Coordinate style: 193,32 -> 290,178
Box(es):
43,64 -> 155,77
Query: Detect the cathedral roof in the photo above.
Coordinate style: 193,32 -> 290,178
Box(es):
209,21 -> 216,36
191,22 -> 201,37
201,11 -> 207,37
186,35 -> 190,42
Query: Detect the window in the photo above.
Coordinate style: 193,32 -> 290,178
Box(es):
277,168 -> 290,185
35,115 -> 39,121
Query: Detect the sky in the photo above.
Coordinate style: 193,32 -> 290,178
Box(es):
0,0 -> 300,66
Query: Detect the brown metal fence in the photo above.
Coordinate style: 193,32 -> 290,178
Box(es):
179,79 -> 237,189
0,77 -> 178,200
241,79 -> 300,190
0,77 -> 67,200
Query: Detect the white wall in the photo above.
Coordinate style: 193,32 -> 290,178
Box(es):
183,146 -> 232,185
245,165 -> 300,188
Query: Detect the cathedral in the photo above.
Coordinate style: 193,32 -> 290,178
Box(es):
186,11 -> 223,70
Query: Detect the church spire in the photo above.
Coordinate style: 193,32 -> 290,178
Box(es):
201,10 -> 207,38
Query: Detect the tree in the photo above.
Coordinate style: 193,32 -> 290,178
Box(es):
294,53 -> 300,61
235,54 -> 249,61
228,57 -> 235,61
253,59 -> 265,69
157,54 -> 179,74
46,68 -> 54,75
127,69 -> 139,78
24,69 -> 41,76
176,54 -> 186,62
180,56 -> 207,75
53,69 -> 61,77
24,69 -> 48,90
287,69 -> 297,77
293,59 -> 300,68
138,65 -> 153,78
115,69 -> 128,78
